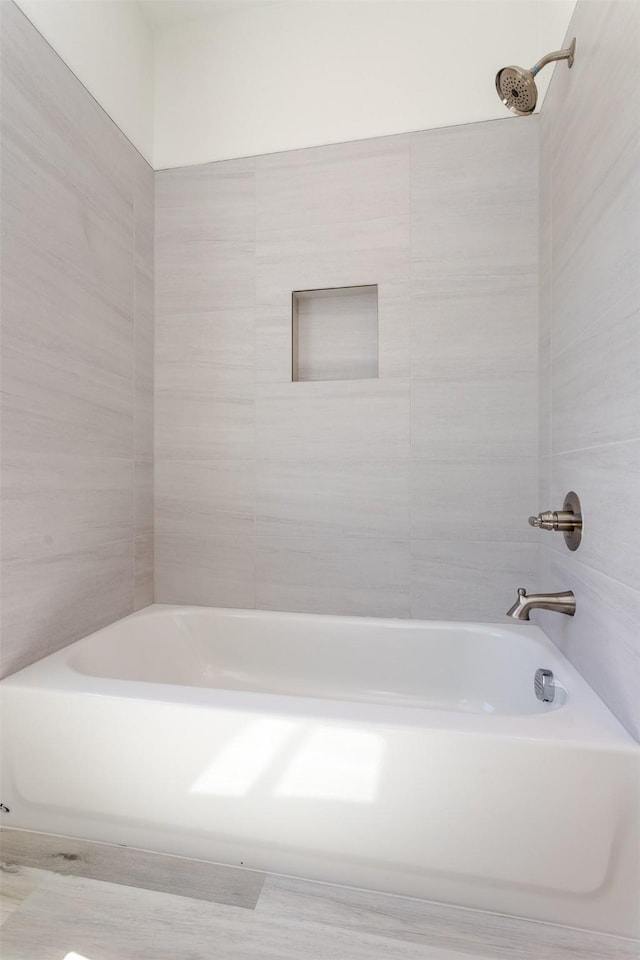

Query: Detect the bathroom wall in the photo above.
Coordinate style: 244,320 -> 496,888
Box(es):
537,0 -> 640,738
155,117 -> 539,620
0,2 -> 154,676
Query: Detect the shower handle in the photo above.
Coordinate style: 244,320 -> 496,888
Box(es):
528,510 -> 577,532
528,491 -> 583,551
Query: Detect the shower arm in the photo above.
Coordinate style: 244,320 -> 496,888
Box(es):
531,38 -> 576,75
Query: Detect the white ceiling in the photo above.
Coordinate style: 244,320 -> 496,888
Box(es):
138,0 -> 275,30
15,0 -> 577,168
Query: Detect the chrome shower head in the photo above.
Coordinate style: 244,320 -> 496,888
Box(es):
496,38 -> 576,116
495,65 -> 538,116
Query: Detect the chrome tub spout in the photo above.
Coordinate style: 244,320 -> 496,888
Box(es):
507,587 -> 576,621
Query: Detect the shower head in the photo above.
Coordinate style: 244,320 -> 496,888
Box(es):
495,65 -> 538,115
496,38 -> 576,116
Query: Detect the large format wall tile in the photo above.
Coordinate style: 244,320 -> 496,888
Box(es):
0,2 -> 133,239
134,535 -> 154,612
156,460 -> 256,539
536,552 -> 640,742
550,3 -> 639,331
256,537 -> 411,618
254,136 -> 411,384
539,0 -> 640,739
156,115 -> 539,621
155,386 -> 255,461
134,270 -> 154,462
156,307 -> 255,393
549,1 -> 639,358
156,158 -> 255,243
551,149 -> 639,361
255,274 -> 411,386
154,137 -> 256,611
3,454 -> 133,562
255,218 -> 410,384
411,119 -> 538,275
2,348 -> 134,459
411,542 -> 538,622
3,226 -> 134,387
551,291 -> 640,452
411,374 -> 537,461
551,4 -> 636,230
155,534 -> 255,608
255,136 -> 410,238
1,541 -> 135,678
411,272 -> 537,380
134,459 -> 154,542
411,459 -> 537,542
256,380 -> 411,462
549,442 -> 640,590
0,3 -> 153,673
538,457 -> 551,519
156,240 -> 255,316
538,110 -> 553,468
134,155 -> 154,606
256,217 -> 410,297
3,153 -> 133,318
538,351 -> 551,463
135,152 -> 155,270
134,155 -> 154,470
257,459 -> 411,540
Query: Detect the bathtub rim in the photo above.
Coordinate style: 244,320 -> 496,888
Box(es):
1,603 -> 637,751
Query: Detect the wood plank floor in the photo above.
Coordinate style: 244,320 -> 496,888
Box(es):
1,860 -> 638,960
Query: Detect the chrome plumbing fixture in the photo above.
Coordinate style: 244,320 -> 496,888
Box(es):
534,668 -> 555,703
496,38 -> 576,115
506,587 -> 576,621
528,490 -> 583,551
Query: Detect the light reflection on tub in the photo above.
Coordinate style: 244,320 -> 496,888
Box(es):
190,719 -> 384,805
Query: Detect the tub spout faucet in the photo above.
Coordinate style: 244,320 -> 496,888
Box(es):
506,587 -> 576,621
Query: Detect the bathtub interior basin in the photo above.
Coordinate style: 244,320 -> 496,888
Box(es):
66,605 -> 568,715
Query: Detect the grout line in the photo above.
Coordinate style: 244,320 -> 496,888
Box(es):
218,535 -> 536,546
549,437 -> 640,457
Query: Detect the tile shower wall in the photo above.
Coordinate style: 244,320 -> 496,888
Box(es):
538,1 -> 640,739
155,117 -> 539,619
0,2 -> 154,676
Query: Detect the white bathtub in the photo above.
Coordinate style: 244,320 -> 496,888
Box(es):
1,604 -> 638,936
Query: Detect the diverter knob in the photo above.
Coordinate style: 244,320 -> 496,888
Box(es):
528,511 -> 556,530
527,491 -> 583,551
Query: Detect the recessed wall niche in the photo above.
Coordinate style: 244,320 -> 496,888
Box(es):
292,285 -> 378,382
